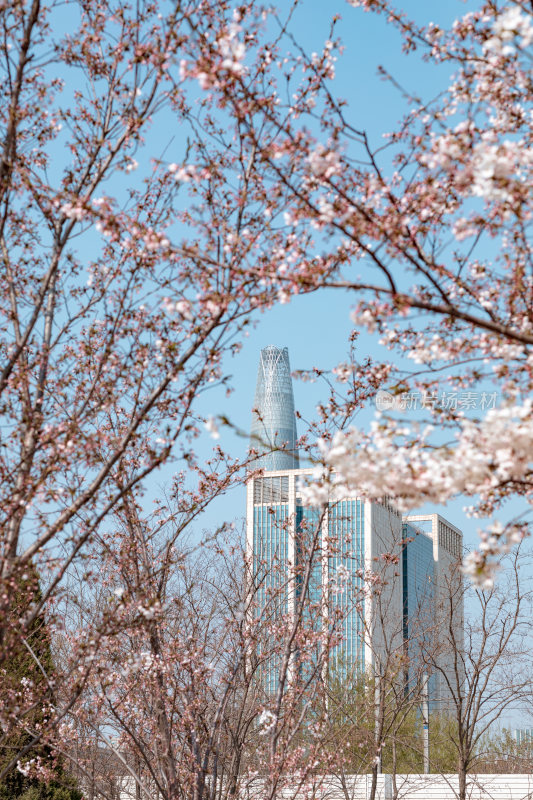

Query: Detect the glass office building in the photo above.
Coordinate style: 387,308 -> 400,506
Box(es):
249,470 -> 368,687
515,729 -> 533,748
248,347 -> 373,684
402,521 -> 436,701
327,499 -> 366,674
404,513 -> 464,706
247,346 -> 461,701
251,484 -> 290,694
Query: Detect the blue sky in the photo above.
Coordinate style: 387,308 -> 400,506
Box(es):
188,0 -> 492,552
134,0 -> 529,728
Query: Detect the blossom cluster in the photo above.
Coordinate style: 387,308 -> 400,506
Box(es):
303,399 -> 533,510
301,400 -> 533,582
462,522 -> 526,588
483,6 -> 533,55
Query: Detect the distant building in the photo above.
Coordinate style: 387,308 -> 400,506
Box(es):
247,467 -> 403,688
404,514 -> 464,706
250,345 -> 299,471
515,728 -> 533,747
247,345 -> 463,703
402,521 -> 436,701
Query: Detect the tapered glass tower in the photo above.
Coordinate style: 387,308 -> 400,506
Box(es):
250,345 -> 299,471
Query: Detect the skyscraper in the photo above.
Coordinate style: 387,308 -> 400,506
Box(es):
402,521 -> 436,702
247,345 -> 463,700
247,466 -> 403,682
247,345 -> 403,685
249,345 -> 299,471
403,514 -> 464,706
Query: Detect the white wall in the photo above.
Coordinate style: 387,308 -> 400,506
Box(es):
241,774 -> 533,800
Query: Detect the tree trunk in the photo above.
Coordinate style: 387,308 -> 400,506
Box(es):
369,762 -> 379,800
391,738 -> 398,800
458,761 -> 467,800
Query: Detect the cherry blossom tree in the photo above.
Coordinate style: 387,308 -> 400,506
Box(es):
198,0 -> 532,583
0,0 -> 324,785
57,498 -> 351,800
2,0 -> 533,793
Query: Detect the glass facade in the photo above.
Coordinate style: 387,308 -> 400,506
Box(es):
294,503 -> 324,683
251,474 -> 366,691
515,729 -> 533,747
252,498 -> 290,693
250,345 -> 299,471
295,503 -> 323,605
402,522 -> 436,700
328,500 -> 365,676
253,502 -> 289,618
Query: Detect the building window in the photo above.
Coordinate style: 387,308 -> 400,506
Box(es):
253,476 -> 289,505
